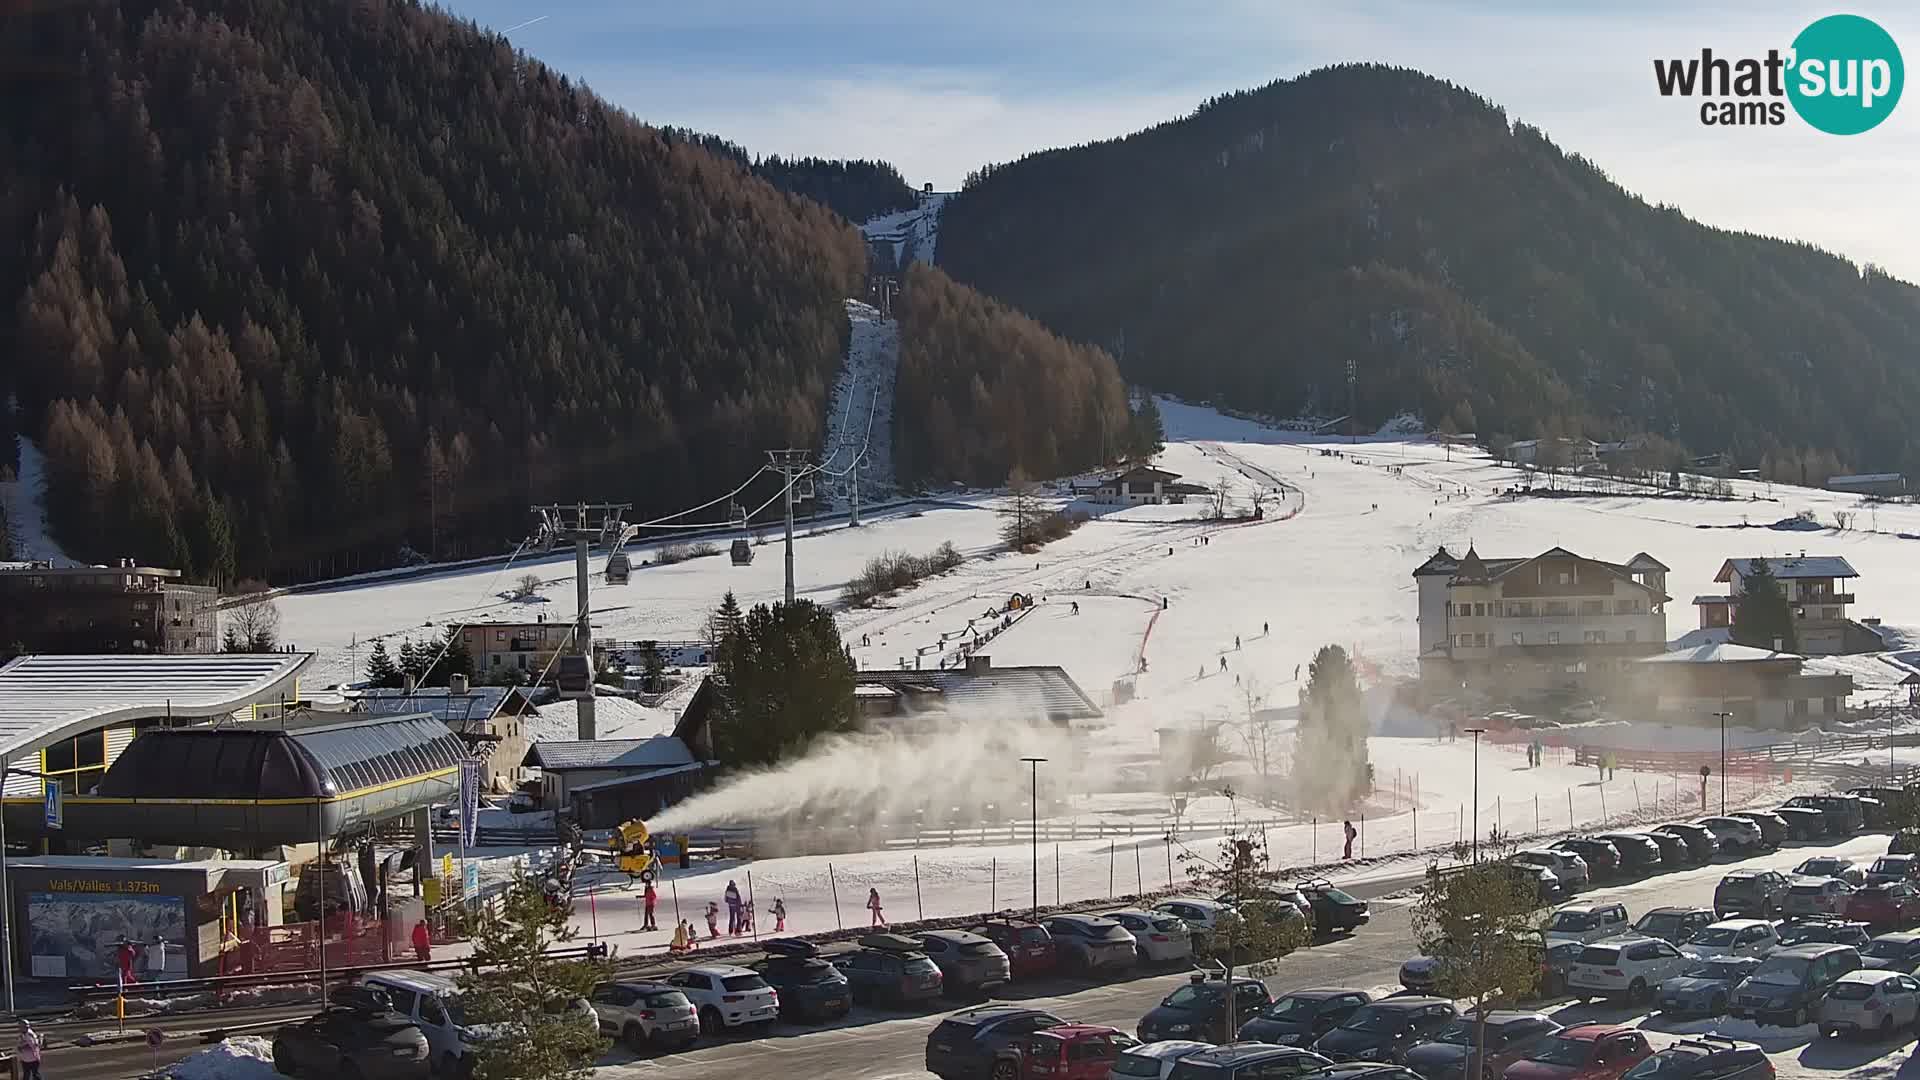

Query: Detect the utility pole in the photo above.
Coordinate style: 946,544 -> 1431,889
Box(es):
766,451 -> 812,605
850,452 -> 863,529
1022,757 -> 1046,921
1346,356 -> 1357,444
1714,710 -> 1732,814
530,502 -> 630,740
1464,727 -> 1486,861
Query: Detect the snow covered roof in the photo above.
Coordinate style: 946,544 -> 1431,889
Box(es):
1640,643 -> 1805,664
856,662 -> 1102,722
1716,556 -> 1858,582
566,761 -> 708,793
523,735 -> 695,772
0,652 -> 313,760
1692,595 -> 1733,606
1829,473 -> 1904,485
350,686 -> 535,728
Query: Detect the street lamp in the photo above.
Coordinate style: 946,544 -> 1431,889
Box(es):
1464,727 -> 1486,862
1713,711 -> 1733,814
1021,757 -> 1047,919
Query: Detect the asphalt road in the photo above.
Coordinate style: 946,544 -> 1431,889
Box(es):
49,837 -> 1911,1078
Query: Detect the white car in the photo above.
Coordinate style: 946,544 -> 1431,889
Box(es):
1695,816 -> 1764,854
1109,1038 -> 1213,1079
1512,849 -> 1590,892
1567,936 -> 1691,1003
1819,969 -> 1920,1039
1154,898 -> 1237,940
1543,902 -> 1630,944
662,965 -> 779,1033
589,980 -> 699,1051
1682,919 -> 1779,960
1102,908 -> 1196,965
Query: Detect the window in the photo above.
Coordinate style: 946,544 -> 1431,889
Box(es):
1580,600 -> 1603,616
1511,633 -> 1524,646
1625,629 -> 1637,643
1474,634 -> 1488,648
496,630 -> 507,642
1473,603 -> 1486,617
1546,601 -> 1571,616
418,995 -> 447,1026
1584,630 -> 1606,644
1547,632 -> 1560,645
1456,635 -> 1470,648
1509,601 -> 1535,617
1557,572 -> 1571,585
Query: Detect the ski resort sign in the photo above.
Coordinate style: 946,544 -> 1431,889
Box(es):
1653,14 -> 1903,133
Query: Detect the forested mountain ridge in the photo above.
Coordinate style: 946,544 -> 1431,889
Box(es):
938,64 -> 1920,477
0,0 -> 869,584
658,128 -> 919,226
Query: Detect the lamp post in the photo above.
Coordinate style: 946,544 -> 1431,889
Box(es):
1021,757 -> 1046,920
1464,727 -> 1486,861
1713,711 -> 1733,814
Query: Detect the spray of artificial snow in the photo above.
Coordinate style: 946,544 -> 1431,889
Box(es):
648,709 -> 1080,835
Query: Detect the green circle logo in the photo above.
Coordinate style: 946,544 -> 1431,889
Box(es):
1787,14 -> 1904,134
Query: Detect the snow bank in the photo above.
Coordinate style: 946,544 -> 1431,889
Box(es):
166,1036 -> 278,1080
526,697 -> 677,744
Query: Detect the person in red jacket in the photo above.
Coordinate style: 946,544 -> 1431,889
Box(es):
642,881 -> 659,932
411,919 -> 432,963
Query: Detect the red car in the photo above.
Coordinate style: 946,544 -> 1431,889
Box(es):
1848,882 -> 1920,929
1502,1024 -> 1652,1080
995,1024 -> 1139,1080
971,919 -> 1058,980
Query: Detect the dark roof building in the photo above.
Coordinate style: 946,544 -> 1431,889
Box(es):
0,559 -> 217,658
351,682 -> 538,789
854,655 -> 1102,725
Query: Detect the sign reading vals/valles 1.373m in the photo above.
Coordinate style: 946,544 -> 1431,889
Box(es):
1653,13 -> 1904,132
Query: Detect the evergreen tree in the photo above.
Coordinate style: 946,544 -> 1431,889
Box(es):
1731,557 -> 1799,653
365,639 -> 402,688
1129,394 -> 1165,457
1295,645 -> 1368,812
427,625 -> 474,686
713,599 -> 856,767
454,876 -> 609,1080
637,640 -> 667,693
707,591 -> 746,646
398,639 -> 427,683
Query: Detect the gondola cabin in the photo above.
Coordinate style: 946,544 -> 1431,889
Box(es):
605,551 -> 631,584
730,538 -> 754,566
555,654 -> 595,699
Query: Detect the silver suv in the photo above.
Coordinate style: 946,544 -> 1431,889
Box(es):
589,980 -> 699,1052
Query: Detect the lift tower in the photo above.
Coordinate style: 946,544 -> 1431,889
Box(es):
530,502 -> 630,740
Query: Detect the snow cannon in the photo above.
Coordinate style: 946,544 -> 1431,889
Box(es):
616,819 -> 657,882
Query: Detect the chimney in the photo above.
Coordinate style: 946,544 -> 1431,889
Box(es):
1772,637 -> 1784,653
966,655 -> 992,674
404,673 -> 417,693
449,673 -> 469,695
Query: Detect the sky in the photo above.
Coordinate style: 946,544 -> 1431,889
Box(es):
438,1 -> 1920,281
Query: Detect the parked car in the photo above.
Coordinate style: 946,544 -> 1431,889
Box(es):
1629,907 -> 1716,945
1156,898 -> 1238,944
1400,1011 -> 1559,1080
1657,957 -> 1761,1018
1865,854 -> 1920,885
587,980 -> 700,1052
1511,849 -> 1589,893
360,969 -> 479,1076
1548,839 -> 1621,882
1892,829 -> 1920,855
1794,856 -> 1865,885
1776,917 -> 1871,949
1168,1045 -> 1336,1080
1781,794 -> 1864,836
834,935 -> 945,1007
1567,937 -> 1690,1004
1818,969 -> 1920,1038
1298,1067 -> 1424,1080
1236,989 -> 1372,1047
1592,833 -> 1663,875
919,930 -> 1013,997
1501,1024 -> 1652,1080
1634,830 -> 1691,870
1103,909 -> 1197,967
1728,811 -> 1788,851
272,985 -> 432,1080
658,964 -> 780,1034
1713,870 -> 1790,918
1539,941 -> 1585,1000
1137,972 -> 1272,1044
1543,903 -> 1630,945
1694,817 -> 1763,855
1848,786 -> 1908,828
1299,880 -> 1372,934
1730,942 -> 1863,1026
998,1024 -> 1140,1080
1243,885 -> 1316,924
1110,1040 -> 1214,1080
1846,881 -> 1920,930
1310,997 -> 1457,1063
1773,807 -> 1828,842
1618,1036 -> 1770,1080
1783,877 -> 1856,918
925,1005 -> 1069,1080
749,940 -> 853,1021
971,919 -> 1059,980
1650,823 -> 1718,865
1860,931 -> 1920,973
1681,920 -> 1778,960
1044,915 -> 1140,977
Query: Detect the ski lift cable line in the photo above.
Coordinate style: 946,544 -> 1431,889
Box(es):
621,465 -> 777,529
395,537 -> 532,709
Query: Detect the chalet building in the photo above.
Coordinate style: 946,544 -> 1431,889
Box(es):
1413,546 -> 1669,695
522,736 -> 710,824
1505,438 -> 1598,468
1089,466 -> 1210,506
459,618 -> 573,677
0,560 -> 217,657
350,679 -> 537,789
852,655 -> 1103,726
1693,555 -> 1880,655
1638,642 -> 1854,729
1827,473 -> 1908,498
